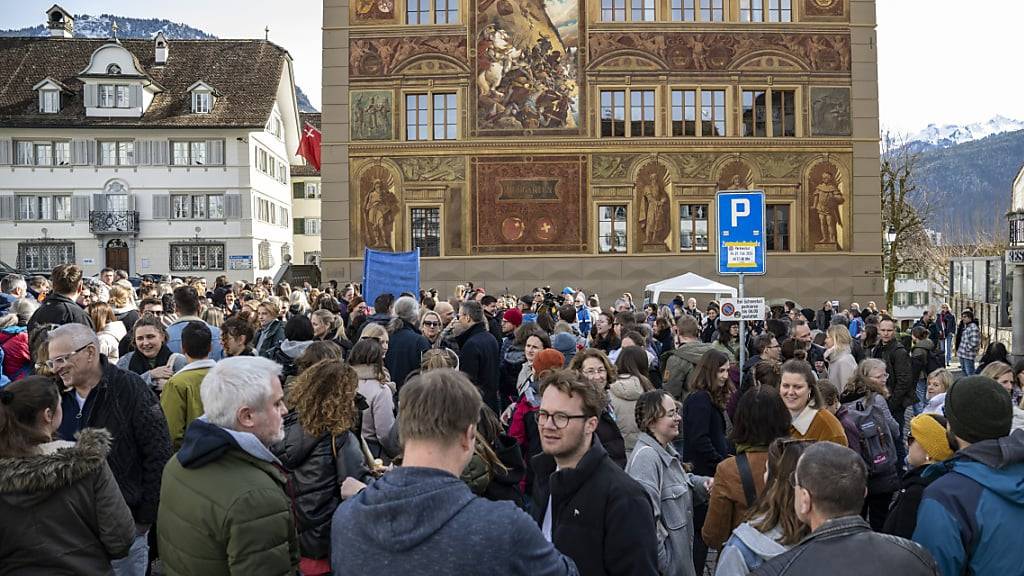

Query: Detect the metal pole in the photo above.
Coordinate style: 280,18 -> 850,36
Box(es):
739,273 -> 746,371
1013,266 -> 1024,363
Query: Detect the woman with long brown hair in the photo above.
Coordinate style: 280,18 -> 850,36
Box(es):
272,359 -> 374,576
715,439 -> 814,575
611,345 -> 655,452
569,348 -> 627,468
349,338 -> 396,460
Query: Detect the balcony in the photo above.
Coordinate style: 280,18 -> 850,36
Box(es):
90,210 -> 139,234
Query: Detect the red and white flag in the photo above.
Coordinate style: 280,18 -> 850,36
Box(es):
296,122 -> 321,171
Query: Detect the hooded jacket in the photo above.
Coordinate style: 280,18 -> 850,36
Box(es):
663,341 -> 714,402
0,429 -> 135,576
272,339 -> 315,379
716,523 -> 789,576
157,418 -> 299,576
330,466 -> 578,576
500,338 -> 527,406
551,331 -> 585,367
871,338 -> 914,411
609,374 -> 646,452
912,428 -> 1024,576
0,325 -> 30,380
159,359 -> 217,451
909,338 -> 935,385
96,320 -> 127,364
882,465 -> 934,540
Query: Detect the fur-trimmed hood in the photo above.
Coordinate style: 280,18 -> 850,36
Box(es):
0,428 -> 112,507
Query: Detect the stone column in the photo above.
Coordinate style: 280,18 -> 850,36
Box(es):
1013,265 -> 1024,363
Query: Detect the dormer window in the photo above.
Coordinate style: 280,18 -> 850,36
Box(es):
98,85 -> 130,109
40,90 -> 60,113
192,92 -> 212,114
107,63 -> 121,75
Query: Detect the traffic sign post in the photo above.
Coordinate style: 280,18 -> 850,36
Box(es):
717,191 -> 767,372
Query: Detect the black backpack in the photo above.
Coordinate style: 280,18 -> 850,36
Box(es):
842,397 -> 900,495
925,347 -> 946,374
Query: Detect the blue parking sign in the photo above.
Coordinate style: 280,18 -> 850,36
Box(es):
717,191 -> 766,275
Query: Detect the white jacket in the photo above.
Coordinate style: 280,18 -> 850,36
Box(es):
97,320 -> 127,363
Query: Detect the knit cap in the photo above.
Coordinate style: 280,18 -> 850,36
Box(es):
502,308 -> 523,327
944,376 -> 1012,444
532,349 -> 565,377
910,414 -> 954,462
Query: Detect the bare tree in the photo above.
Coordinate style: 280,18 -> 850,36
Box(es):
881,132 -> 932,311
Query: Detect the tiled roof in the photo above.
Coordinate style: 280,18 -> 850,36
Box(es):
291,111 -> 321,177
0,37 -> 289,128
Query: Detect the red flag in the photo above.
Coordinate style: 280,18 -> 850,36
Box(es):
296,122 -> 321,171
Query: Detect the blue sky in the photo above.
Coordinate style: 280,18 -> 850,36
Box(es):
3,0 -> 1021,134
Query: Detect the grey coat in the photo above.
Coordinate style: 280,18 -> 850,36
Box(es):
626,432 -> 711,576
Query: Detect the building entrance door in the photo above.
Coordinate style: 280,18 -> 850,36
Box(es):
105,239 -> 129,273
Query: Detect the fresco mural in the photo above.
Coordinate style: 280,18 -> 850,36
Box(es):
351,0 -> 397,24
635,162 -> 671,250
808,161 -> 846,250
359,165 -> 401,250
810,87 -> 852,136
474,0 -> 580,134
351,90 -> 393,141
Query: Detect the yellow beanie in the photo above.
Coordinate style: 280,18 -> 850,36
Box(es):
910,414 -> 955,462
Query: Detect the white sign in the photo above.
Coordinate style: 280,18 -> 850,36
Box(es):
719,297 -> 767,321
140,258 -> 151,270
81,258 -> 96,265
1007,249 -> 1024,264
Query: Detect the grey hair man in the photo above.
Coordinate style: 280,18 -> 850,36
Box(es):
386,295 -> 431,390
455,300 -> 501,412
50,323 -> 172,576
1,273 -> 38,323
158,356 -> 297,575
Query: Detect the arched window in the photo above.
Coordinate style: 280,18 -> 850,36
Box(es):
258,239 -> 274,270
107,63 -> 122,75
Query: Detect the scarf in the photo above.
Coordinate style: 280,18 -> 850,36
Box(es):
129,344 -> 174,376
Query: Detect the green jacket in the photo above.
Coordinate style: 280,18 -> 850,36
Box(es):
662,341 -> 715,402
159,359 -> 215,451
157,419 -> 298,576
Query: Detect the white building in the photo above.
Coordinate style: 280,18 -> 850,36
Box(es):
291,112 -> 321,267
0,6 -> 301,282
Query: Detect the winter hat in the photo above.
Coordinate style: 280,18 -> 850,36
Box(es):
910,414 -> 955,462
532,349 -> 565,378
503,308 -> 523,327
944,376 -> 1012,444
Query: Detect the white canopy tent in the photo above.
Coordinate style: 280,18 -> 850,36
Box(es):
644,272 -> 737,304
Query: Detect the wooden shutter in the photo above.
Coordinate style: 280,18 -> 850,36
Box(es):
225,193 -> 241,219
155,141 -> 169,165
152,194 -> 170,219
92,194 -> 107,212
84,84 -> 98,108
70,140 -> 88,165
38,90 -> 45,113
209,139 -> 224,165
0,139 -> 11,165
240,193 -> 251,220
85,140 -> 97,165
136,140 -> 150,165
72,196 -> 90,220
0,196 -> 14,220
293,218 -> 304,234
130,85 -> 142,108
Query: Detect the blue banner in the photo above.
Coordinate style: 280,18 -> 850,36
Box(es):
363,248 -> 420,307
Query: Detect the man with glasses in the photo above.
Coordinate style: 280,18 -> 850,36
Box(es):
531,369 -> 658,576
49,323 -> 172,576
753,442 -> 937,575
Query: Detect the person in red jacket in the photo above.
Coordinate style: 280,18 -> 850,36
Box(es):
0,314 -> 30,381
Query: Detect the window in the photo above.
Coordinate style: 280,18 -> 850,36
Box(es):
192,92 -> 211,114
435,0 -> 459,23
602,0 -> 626,21
305,218 -> 322,236
701,0 -> 725,21
18,241 -> 74,273
41,90 -> 59,113
98,85 -> 130,108
167,194 -> 223,220
256,198 -> 283,225
672,89 -> 726,136
15,141 -> 69,166
406,0 -> 431,24
405,92 -> 457,141
410,207 -> 441,256
670,0 -> 696,21
258,240 -> 274,270
170,243 -> 225,272
766,204 -> 790,251
255,145 -> 286,181
598,205 -> 628,253
171,195 -> 191,219
679,204 -> 709,252
632,0 -> 656,21
98,141 -> 134,166
266,114 -> 282,139
192,196 -> 207,219
304,182 -> 320,199
115,85 -> 129,108
171,141 -> 209,165
768,0 -> 792,21
208,195 -> 225,219
600,89 -> 656,137
16,196 -> 71,221
741,0 -> 792,21
743,89 -> 797,137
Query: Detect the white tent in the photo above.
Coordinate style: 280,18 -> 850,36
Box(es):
644,272 -> 737,304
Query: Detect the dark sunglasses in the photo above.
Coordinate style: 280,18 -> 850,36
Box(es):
422,321 -> 440,327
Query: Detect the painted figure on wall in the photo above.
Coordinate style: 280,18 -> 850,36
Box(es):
352,91 -> 393,140
811,87 -> 851,136
475,0 -> 580,132
360,166 -> 400,250
717,159 -> 754,191
353,0 -> 396,22
810,168 -> 845,247
636,162 -> 670,246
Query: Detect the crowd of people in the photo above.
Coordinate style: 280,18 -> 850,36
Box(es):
1,264 -> 1023,576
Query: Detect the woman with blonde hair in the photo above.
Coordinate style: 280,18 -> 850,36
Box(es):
922,367 -> 953,414
979,361 -> 1024,431
824,324 -> 856,390
255,300 -> 285,358
272,359 -> 373,576
108,284 -> 139,349
87,302 -> 126,363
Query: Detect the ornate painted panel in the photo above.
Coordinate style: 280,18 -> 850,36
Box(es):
803,0 -> 847,20
350,36 -> 468,77
351,90 -> 394,140
351,0 -> 398,24
358,165 -> 401,251
472,156 -> 587,253
810,87 -> 852,137
807,160 -> 847,251
473,0 -> 582,135
396,156 -> 466,182
635,161 -> 671,252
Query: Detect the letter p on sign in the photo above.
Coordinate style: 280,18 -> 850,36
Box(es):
731,198 -> 750,227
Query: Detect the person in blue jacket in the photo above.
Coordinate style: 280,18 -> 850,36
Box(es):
912,375 -> 1024,576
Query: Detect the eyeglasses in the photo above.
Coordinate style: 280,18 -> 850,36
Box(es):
537,410 -> 589,429
46,343 -> 92,370
662,409 -> 679,419
422,321 -> 440,327
581,368 -> 607,376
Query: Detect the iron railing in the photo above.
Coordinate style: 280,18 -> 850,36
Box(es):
89,210 -> 139,234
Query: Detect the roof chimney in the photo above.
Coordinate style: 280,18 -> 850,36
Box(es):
154,31 -> 168,65
46,4 -> 74,38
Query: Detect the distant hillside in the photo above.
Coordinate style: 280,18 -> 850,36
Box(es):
0,13 -> 318,113
908,129 -> 1024,240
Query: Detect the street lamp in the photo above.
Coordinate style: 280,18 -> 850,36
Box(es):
885,226 -> 896,245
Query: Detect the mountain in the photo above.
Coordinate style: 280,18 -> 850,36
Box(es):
907,115 -> 1024,149
0,13 -> 319,112
907,129 -> 1024,241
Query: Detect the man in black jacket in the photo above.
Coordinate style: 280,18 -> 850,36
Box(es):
481,295 -> 503,342
872,318 -> 914,421
454,300 -> 501,412
27,263 -> 92,334
753,442 -> 938,576
49,323 -> 172,576
532,369 -> 658,576
386,296 -> 431,389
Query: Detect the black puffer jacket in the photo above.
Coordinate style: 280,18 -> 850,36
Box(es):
27,292 -> 93,334
274,411 -> 373,560
882,466 -> 934,540
56,358 -> 172,525
455,323 -> 501,413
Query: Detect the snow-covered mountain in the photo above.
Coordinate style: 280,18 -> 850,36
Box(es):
907,115 -> 1024,148
0,13 -> 318,113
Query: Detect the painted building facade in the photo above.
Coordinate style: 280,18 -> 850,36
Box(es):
321,0 -> 882,303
